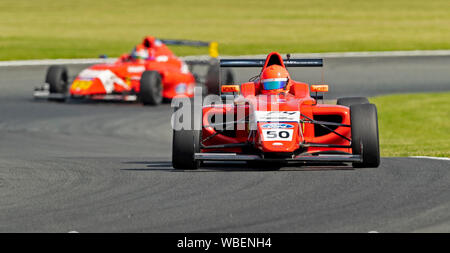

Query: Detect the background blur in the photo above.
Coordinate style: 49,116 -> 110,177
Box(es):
1,0 -> 450,60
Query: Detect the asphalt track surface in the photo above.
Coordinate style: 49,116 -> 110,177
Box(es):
0,56 -> 449,232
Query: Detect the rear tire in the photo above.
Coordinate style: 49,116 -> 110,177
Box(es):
337,97 -> 369,107
172,102 -> 202,170
350,103 -> 380,168
139,71 -> 163,105
205,61 -> 235,95
46,65 -> 68,102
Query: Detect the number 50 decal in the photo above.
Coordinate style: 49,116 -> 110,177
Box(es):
262,129 -> 294,141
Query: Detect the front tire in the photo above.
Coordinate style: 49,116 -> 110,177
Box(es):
350,103 -> 380,168
46,65 -> 68,102
172,102 -> 202,170
139,71 -> 163,105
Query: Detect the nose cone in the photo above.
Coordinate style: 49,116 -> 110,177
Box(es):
258,122 -> 301,153
70,78 -> 106,95
251,93 -> 303,153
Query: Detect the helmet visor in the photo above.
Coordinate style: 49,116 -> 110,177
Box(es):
261,78 -> 288,90
131,48 -> 148,59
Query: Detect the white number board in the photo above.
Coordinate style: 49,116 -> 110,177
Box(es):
262,129 -> 294,141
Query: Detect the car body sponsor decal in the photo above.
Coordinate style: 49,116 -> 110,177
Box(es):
127,66 -> 146,73
175,83 -> 187,94
261,123 -> 294,129
255,111 -> 300,122
77,69 -> 128,93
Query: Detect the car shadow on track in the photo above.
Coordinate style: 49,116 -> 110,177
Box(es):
121,161 -> 354,172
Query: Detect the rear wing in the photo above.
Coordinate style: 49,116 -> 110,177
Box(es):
217,57 -> 323,97
220,58 -> 323,67
159,39 -> 218,58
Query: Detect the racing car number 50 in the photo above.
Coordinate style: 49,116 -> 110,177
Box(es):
262,129 -> 294,141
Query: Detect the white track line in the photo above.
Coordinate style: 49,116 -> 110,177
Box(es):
409,156 -> 450,161
2,50 -> 450,67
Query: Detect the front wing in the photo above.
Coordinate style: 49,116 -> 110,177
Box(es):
194,153 -> 362,163
33,84 -> 137,102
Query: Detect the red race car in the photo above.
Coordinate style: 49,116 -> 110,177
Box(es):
172,52 -> 380,169
34,36 -> 234,105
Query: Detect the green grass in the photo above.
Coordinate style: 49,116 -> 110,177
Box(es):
370,92 -> 450,157
1,0 -> 450,60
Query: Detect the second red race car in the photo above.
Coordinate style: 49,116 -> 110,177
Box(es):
34,36 -> 234,105
172,52 -> 380,170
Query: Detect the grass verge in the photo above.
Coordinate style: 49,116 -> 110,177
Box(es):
1,0 -> 450,60
370,92 -> 450,157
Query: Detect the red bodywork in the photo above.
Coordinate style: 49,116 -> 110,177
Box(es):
200,52 -> 352,157
69,36 -> 195,99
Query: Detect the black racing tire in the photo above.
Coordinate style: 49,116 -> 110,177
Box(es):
337,97 -> 369,107
222,68 -> 235,85
172,102 -> 202,170
139,71 -> 163,105
205,61 -> 235,95
350,103 -> 380,168
46,65 -> 68,101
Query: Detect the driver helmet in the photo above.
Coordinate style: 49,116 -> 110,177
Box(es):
260,64 -> 290,94
130,45 -> 149,60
